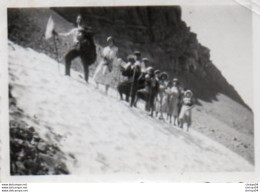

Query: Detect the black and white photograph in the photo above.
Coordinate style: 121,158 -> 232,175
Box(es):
1,0 -> 259,183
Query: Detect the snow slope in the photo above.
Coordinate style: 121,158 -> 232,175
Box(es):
8,41 -> 253,177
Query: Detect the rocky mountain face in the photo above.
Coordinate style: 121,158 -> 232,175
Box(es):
8,7 -> 249,109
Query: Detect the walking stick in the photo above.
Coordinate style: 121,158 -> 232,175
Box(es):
129,66 -> 137,107
118,65 -> 121,84
52,32 -> 61,75
149,81 -> 154,115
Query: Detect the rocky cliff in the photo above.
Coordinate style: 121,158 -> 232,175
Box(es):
8,7 -> 249,109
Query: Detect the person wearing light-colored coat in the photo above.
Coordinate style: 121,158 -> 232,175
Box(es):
93,36 -> 118,95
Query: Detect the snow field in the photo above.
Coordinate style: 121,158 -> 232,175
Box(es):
8,41 -> 253,176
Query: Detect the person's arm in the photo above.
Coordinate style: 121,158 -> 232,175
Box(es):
58,28 -> 75,37
190,97 -> 195,108
165,87 -> 172,95
114,47 -> 119,58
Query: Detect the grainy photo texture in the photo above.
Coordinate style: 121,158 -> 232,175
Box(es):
7,6 -> 254,176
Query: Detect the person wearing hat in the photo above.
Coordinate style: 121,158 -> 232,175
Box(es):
159,72 -> 169,81
141,58 -> 149,72
154,69 -> 161,86
154,72 -> 168,119
120,55 -> 136,78
117,55 -> 141,103
93,36 -> 118,95
165,78 -> 181,126
124,55 -> 136,69
57,14 -> 96,83
154,69 -> 160,77
133,66 -> 159,116
133,51 -> 142,69
179,89 -> 194,131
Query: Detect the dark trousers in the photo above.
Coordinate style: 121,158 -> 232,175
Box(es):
135,90 -> 155,111
117,80 -> 138,105
65,48 -> 89,83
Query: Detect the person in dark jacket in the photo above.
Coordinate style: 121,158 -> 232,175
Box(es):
117,55 -> 141,103
133,67 -> 159,116
58,14 -> 96,83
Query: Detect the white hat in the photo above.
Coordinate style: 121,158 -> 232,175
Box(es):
142,58 -> 149,62
145,66 -> 153,72
185,90 -> 193,97
107,36 -> 113,42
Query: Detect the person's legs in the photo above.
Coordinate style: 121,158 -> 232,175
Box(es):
130,83 -> 138,107
105,85 -> 109,95
80,55 -> 90,83
93,63 -> 104,89
130,92 -> 136,107
149,101 -> 154,117
84,64 -> 89,83
187,110 -> 192,128
158,112 -> 163,119
169,115 -> 172,124
117,85 -> 123,100
134,91 -> 143,107
148,94 -> 155,117
118,82 -> 129,102
176,116 -> 180,126
65,49 -> 80,76
159,99 -> 164,120
179,118 -> 183,128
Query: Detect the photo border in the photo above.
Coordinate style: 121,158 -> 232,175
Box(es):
1,0 -> 259,183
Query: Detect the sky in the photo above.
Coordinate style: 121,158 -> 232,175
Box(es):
181,3 -> 253,109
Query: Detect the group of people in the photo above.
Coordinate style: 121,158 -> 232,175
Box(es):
92,35 -> 195,130
57,15 -> 195,130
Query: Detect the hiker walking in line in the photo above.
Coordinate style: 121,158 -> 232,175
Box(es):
134,67 -> 159,117
165,78 -> 181,125
154,72 -> 169,120
133,51 -> 141,66
179,90 -> 194,131
133,67 -> 155,110
93,36 -> 118,95
133,51 -> 146,72
117,55 -> 136,101
57,14 -> 96,83
117,55 -> 142,104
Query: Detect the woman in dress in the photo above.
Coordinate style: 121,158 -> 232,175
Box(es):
155,72 -> 169,120
179,90 -> 194,131
165,78 -> 181,126
93,36 -> 118,95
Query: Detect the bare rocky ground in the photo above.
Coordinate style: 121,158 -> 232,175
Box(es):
9,89 -> 71,175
